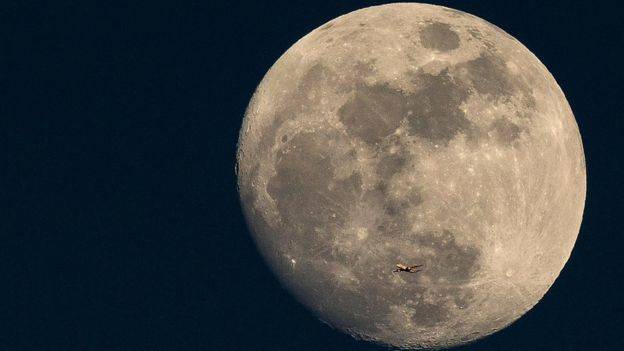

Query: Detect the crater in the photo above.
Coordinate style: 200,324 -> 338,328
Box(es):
353,59 -> 377,77
419,22 -> 461,51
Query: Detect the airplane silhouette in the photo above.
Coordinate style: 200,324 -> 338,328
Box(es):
393,263 -> 423,273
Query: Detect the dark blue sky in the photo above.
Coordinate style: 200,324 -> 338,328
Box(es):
3,0 -> 623,350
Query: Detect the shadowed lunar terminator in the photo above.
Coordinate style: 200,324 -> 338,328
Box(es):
393,263 -> 424,273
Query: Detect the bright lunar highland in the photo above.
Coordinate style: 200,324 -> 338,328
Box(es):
236,3 -> 586,350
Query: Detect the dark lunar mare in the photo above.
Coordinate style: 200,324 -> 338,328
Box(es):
339,54 -> 533,148
263,123 -> 483,338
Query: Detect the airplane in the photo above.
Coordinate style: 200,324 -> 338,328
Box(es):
393,263 -> 423,273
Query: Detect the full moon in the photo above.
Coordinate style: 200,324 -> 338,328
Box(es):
236,3 -> 585,350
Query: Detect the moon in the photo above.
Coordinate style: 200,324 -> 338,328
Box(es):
236,3 -> 585,350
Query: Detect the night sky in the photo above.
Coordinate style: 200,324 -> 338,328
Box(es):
4,1 -> 623,350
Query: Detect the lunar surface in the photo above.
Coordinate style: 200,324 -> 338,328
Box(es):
236,3 -> 585,350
